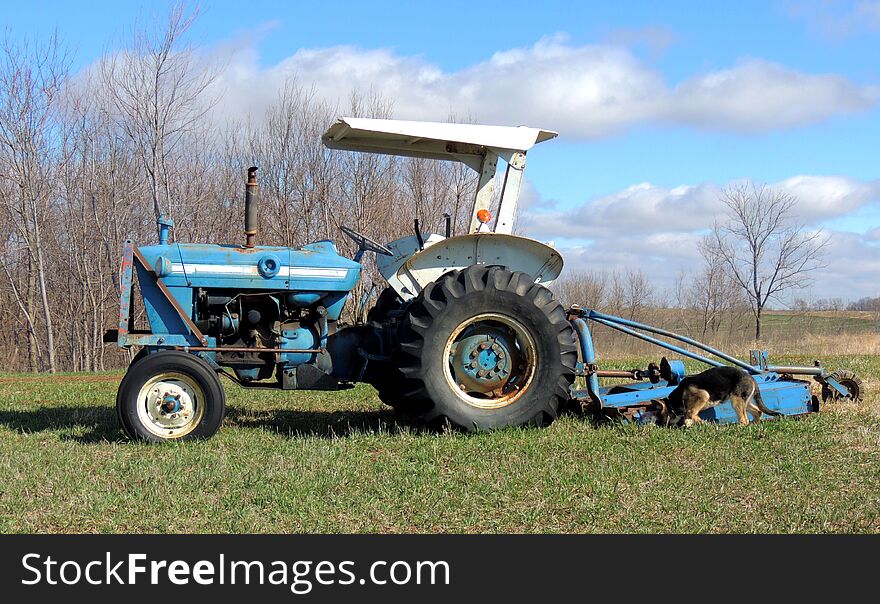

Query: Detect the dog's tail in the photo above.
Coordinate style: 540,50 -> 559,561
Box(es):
750,385 -> 782,417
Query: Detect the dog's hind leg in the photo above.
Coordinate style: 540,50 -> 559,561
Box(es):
747,402 -> 764,422
731,395 -> 751,425
743,381 -> 763,423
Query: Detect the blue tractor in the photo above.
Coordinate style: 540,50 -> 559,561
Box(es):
106,118 -> 863,441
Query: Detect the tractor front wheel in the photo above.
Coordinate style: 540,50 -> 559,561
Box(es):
391,265 -> 577,430
116,351 -> 226,442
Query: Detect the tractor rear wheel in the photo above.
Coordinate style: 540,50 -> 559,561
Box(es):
821,370 -> 864,403
116,351 -> 226,442
390,265 -> 577,430
364,287 -> 417,413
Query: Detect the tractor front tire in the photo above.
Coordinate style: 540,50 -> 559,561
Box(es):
116,351 -> 226,442
391,265 -> 577,431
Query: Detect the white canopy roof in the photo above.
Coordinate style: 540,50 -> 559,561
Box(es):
322,117 -> 557,170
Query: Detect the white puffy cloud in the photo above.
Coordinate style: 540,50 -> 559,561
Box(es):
520,182 -> 724,240
555,227 -> 880,301
204,35 -> 879,139
775,175 -> 880,220
600,26 -> 679,59
521,175 -> 880,300
669,59 -> 879,132
521,176 -> 880,243
811,229 -> 880,298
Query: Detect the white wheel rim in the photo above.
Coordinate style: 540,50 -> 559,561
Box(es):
135,372 -> 205,438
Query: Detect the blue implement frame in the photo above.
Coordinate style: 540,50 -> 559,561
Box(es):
565,306 -> 845,424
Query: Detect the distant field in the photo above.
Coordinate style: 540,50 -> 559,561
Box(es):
0,354 -> 878,533
592,310 -> 880,357
752,310 -> 878,342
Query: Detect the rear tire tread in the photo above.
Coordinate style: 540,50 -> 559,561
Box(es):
389,265 -> 577,430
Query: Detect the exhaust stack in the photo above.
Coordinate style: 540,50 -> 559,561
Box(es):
244,166 -> 259,248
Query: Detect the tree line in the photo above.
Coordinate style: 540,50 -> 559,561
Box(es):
0,6 -> 474,372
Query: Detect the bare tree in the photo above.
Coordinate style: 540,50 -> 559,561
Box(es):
707,183 -> 827,340
675,236 -> 748,340
621,269 -> 654,322
0,33 -> 69,372
553,270 -> 607,310
100,1 -> 218,224
848,296 -> 880,312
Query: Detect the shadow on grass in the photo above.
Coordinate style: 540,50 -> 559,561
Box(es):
224,403 -> 608,437
0,406 -> 121,443
223,406 -> 438,437
0,402 -> 604,443
0,404 -> 438,443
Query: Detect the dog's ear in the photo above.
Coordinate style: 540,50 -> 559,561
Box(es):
655,399 -> 670,426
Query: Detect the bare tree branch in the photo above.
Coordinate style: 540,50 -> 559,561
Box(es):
705,182 -> 828,340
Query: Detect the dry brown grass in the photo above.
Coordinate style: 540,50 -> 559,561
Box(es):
588,309 -> 879,359
777,333 -> 880,356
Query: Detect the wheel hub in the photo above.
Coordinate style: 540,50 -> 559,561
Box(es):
444,313 -> 536,409
452,329 -> 522,395
138,377 -> 200,435
161,394 -> 183,414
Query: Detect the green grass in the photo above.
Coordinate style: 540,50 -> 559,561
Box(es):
0,355 -> 878,534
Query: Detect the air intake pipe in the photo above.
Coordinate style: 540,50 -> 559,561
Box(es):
244,166 -> 259,248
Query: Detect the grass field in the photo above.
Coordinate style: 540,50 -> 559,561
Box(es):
0,355 -> 878,533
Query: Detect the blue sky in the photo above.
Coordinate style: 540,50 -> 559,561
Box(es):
6,0 -> 880,300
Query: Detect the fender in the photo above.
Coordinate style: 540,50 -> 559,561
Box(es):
377,232 -> 564,301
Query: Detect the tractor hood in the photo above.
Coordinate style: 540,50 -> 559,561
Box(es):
137,240 -> 362,293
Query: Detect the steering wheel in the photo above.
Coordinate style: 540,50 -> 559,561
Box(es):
339,225 -> 394,257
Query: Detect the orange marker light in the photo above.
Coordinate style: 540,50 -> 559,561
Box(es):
476,209 -> 492,224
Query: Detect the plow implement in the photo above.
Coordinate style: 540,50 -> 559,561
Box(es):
566,306 -> 862,425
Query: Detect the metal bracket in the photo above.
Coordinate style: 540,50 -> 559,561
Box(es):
820,376 -> 851,398
468,151 -> 498,233
132,246 -> 208,346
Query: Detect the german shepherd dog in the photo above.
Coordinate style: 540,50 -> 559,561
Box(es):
658,366 -> 782,427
